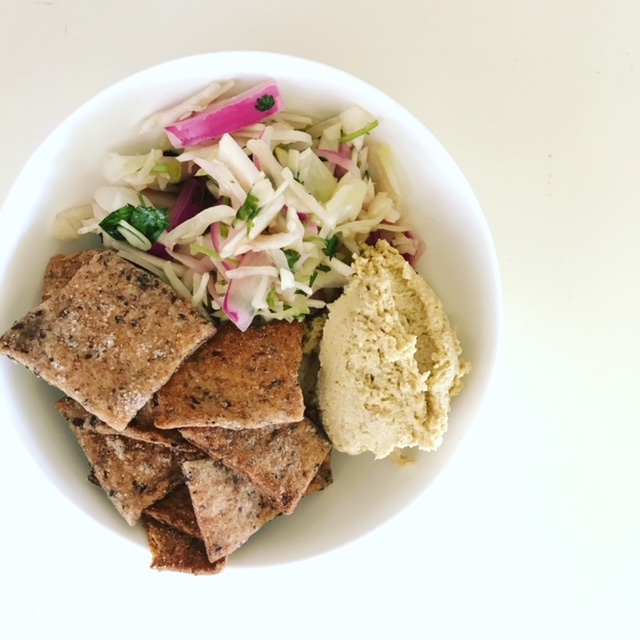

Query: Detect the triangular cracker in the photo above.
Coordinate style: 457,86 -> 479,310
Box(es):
56,396 -> 195,450
144,483 -> 202,539
305,451 -> 333,495
182,458 -> 280,563
154,320 -> 304,429
180,417 -> 331,513
56,398 -> 184,526
144,516 -> 227,575
1,250 -> 216,430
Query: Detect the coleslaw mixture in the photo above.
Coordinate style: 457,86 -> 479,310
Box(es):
54,78 -> 424,331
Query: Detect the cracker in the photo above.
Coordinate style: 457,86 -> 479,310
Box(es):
144,516 -> 227,575
144,483 -> 202,539
154,320 -> 304,429
180,417 -> 331,514
305,451 -> 333,495
56,398 -> 184,526
55,396 -> 194,450
41,250 -> 103,301
0,251 -> 216,430
182,458 -> 280,563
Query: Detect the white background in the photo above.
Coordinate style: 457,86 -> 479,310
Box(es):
1,1 -> 639,638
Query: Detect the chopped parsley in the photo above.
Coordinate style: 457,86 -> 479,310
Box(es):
235,192 -> 261,231
255,94 -> 275,112
99,203 -> 170,244
322,235 -> 340,259
283,249 -> 301,270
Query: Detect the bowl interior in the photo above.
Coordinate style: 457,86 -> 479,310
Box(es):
0,51 -> 501,566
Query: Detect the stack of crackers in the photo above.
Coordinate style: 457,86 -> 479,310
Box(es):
0,250 -> 332,574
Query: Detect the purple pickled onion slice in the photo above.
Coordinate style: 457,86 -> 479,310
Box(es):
149,178 -> 208,258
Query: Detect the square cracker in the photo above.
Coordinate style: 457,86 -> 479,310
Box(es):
154,320 -> 304,429
0,250 -> 216,430
182,458 -> 280,564
56,397 -> 186,526
143,516 -> 227,575
180,417 -> 332,514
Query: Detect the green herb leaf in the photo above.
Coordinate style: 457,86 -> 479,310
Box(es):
283,249 -> 301,270
316,263 -> 331,272
309,271 -> 319,287
255,94 -> 275,112
236,192 -> 261,231
99,203 -> 170,244
322,235 -> 339,259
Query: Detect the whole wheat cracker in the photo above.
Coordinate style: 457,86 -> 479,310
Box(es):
144,516 -> 227,575
154,320 -> 304,430
144,483 -> 202,539
41,250 -> 103,301
56,397 -> 187,526
145,449 -> 333,544
180,417 -> 331,514
57,396 -> 194,454
182,458 -> 280,563
0,250 -> 216,430
306,451 -> 333,495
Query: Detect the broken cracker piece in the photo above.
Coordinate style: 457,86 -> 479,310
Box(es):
180,417 -> 331,514
144,516 -> 227,575
154,320 -> 304,429
0,251 -> 216,430
182,458 -> 280,563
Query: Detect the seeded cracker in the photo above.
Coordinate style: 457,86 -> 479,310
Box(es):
154,320 -> 304,429
56,397 -> 189,526
0,251 -> 216,430
180,417 -> 332,513
306,452 -> 333,494
144,516 -> 227,575
182,458 -> 281,563
41,250 -> 103,301
144,483 -> 202,538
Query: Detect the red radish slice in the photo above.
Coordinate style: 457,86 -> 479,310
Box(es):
165,80 -> 283,148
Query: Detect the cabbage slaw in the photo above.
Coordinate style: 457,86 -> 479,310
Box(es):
55,78 -> 423,331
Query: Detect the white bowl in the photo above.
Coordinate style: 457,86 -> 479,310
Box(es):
0,51 -> 501,567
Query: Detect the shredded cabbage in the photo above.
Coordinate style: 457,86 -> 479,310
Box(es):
54,79 -> 422,331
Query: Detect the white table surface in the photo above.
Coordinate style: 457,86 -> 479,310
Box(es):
1,1 -> 638,638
